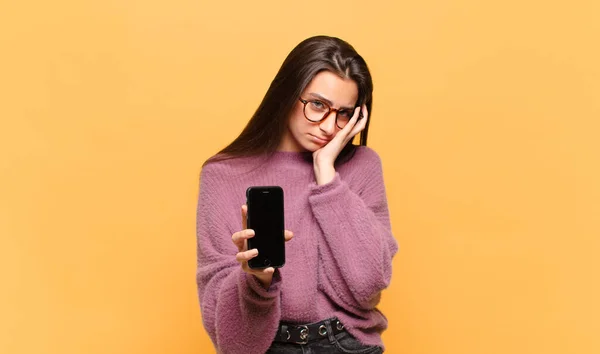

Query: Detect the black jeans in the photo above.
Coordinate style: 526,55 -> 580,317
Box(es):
266,318 -> 383,354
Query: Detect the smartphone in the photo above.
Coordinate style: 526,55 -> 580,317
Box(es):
245,186 -> 285,269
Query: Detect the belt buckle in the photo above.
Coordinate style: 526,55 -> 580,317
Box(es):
294,325 -> 309,344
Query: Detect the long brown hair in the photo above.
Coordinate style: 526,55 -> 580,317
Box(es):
205,35 -> 373,166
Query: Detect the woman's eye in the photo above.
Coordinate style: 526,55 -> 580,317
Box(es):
310,100 -> 326,110
338,110 -> 352,118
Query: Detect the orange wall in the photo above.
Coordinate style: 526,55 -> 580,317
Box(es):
1,1 -> 599,353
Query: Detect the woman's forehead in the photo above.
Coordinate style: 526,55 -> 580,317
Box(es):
303,71 -> 358,107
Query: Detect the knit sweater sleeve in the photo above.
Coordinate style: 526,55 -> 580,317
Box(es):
308,148 -> 398,310
196,163 -> 282,354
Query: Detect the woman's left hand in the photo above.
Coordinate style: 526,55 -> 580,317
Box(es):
312,104 -> 368,185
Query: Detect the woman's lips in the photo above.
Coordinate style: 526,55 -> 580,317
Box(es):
308,134 -> 331,144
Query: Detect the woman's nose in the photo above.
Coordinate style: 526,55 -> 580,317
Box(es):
319,111 -> 337,135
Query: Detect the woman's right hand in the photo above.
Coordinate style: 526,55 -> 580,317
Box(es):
231,204 -> 294,289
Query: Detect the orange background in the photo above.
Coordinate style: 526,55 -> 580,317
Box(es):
1,1 -> 599,353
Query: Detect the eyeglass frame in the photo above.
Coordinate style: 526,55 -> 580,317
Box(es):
298,98 -> 363,129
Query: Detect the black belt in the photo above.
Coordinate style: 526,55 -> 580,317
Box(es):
274,317 -> 346,345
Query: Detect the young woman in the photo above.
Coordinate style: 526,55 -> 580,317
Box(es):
196,35 -> 398,354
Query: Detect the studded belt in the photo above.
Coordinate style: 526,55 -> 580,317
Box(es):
274,317 -> 346,345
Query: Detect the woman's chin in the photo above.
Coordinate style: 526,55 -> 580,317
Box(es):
302,141 -> 321,152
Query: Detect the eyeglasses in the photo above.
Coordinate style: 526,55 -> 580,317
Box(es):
298,98 -> 360,129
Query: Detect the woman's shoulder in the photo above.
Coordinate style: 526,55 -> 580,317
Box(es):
336,145 -> 384,179
200,153 -> 261,181
348,145 -> 383,166
201,154 -> 230,173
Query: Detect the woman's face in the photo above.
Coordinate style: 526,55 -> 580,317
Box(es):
279,70 -> 359,152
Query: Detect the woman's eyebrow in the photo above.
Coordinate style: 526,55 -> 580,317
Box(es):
307,93 -> 354,110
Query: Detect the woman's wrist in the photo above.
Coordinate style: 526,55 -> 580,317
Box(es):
313,163 -> 336,185
254,273 -> 273,289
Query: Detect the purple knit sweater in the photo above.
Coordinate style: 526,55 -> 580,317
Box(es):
196,146 -> 398,354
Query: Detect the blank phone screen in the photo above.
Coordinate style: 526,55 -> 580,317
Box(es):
246,186 -> 285,268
